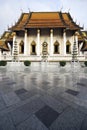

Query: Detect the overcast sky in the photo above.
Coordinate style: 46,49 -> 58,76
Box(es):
0,0 -> 87,36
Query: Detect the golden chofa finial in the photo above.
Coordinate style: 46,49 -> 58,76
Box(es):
68,8 -> 70,13
28,8 -> 31,13
20,8 -> 23,13
83,24 -> 84,30
7,25 -> 9,30
60,6 -> 63,12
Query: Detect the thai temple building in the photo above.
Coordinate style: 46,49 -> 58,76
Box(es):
0,11 -> 87,62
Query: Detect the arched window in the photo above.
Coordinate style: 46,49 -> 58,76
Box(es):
66,40 -> 71,54
19,40 -> 24,54
54,41 -> 60,54
31,41 -> 36,55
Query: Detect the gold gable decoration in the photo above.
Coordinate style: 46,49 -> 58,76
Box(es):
31,40 -> 36,45
66,40 -> 71,45
20,40 -> 24,45
54,41 -> 60,45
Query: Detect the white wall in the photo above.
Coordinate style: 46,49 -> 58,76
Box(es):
12,28 -> 83,61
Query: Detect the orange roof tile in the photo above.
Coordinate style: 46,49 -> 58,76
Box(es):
81,42 -> 87,51
78,31 -> 87,51
78,31 -> 87,42
9,12 -> 81,31
0,31 -> 13,51
77,31 -> 83,41
0,40 -> 9,51
25,12 -> 66,28
62,13 -> 80,30
10,13 -> 29,31
0,31 -> 13,42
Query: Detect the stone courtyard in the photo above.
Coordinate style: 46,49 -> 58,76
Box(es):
0,62 -> 87,130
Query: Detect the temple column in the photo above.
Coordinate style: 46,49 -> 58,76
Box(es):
75,32 -> 78,55
63,29 -> 66,56
12,32 -> 16,56
50,29 -> 53,56
0,49 -> 2,60
37,29 -> 40,56
79,42 -> 83,55
24,30 -> 28,55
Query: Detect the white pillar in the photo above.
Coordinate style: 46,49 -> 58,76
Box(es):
24,30 -> 28,55
75,33 -> 78,55
79,42 -> 83,56
37,29 -> 40,56
63,29 -> 66,56
12,32 -> 16,56
0,49 -> 2,60
50,29 -> 53,56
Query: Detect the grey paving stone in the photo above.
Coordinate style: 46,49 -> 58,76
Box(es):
77,82 -> 86,87
15,88 -> 28,95
10,108 -> 31,125
0,86 -> 13,94
30,78 -> 37,80
2,92 -> 20,106
17,88 -> 41,100
7,82 -> 16,85
40,84 -> 52,90
80,115 -> 87,130
77,106 -> 87,114
66,89 -> 79,96
50,107 -> 85,130
19,97 -> 45,115
48,86 -> 66,97
16,115 -> 48,130
61,92 -> 79,105
0,114 -> 16,130
80,78 -> 87,86
2,77 -> 10,80
35,105 -> 59,128
42,81 -> 50,85
0,99 -> 6,110
40,94 -> 68,113
0,95 -> 40,117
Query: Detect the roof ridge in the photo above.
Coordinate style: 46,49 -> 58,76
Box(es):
26,11 -> 68,13
24,12 -> 32,29
68,13 -> 82,29
14,13 -> 24,28
9,13 -> 28,31
59,12 -> 67,28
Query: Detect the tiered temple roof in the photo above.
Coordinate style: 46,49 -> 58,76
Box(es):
10,12 -> 81,31
10,13 -> 29,31
0,11 -> 83,51
78,31 -> 87,41
0,31 -> 13,51
78,31 -> 87,51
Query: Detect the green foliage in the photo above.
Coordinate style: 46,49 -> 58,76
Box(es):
24,61 -> 31,66
59,61 -> 66,67
0,61 -> 7,66
84,61 -> 87,67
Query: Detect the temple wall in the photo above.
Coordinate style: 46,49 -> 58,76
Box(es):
40,29 -> 50,55
27,29 -> 37,55
66,31 -> 74,55
11,28 -> 82,61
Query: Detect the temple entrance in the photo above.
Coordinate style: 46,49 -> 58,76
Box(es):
42,42 -> 48,61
